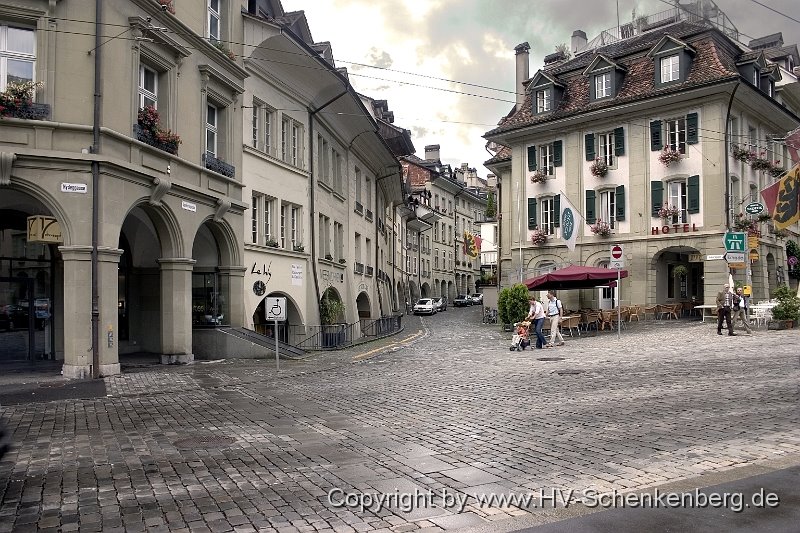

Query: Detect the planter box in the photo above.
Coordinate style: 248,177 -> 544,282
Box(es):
768,319 -> 795,330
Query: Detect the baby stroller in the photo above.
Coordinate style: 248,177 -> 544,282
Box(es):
510,321 -> 531,351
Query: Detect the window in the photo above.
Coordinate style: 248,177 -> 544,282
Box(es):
354,167 -> 362,204
731,177 -> 740,215
366,238 -> 372,267
251,104 -> 259,148
139,65 -> 157,109
600,190 -> 616,229
291,206 -> 299,248
280,203 -> 286,248
595,72 -> 611,98
206,103 -> 218,158
729,117 -> 738,151
750,184 -> 758,203
0,25 -> 35,90
668,180 -> 687,223
332,149 -> 342,193
207,0 -> 221,42
540,144 -> 554,175
282,119 -> 289,162
365,176 -> 372,211
355,233 -> 361,264
318,215 -> 330,258
263,197 -> 272,242
599,132 -> 614,166
251,194 -> 260,243
334,222 -> 343,260
660,55 -> 679,83
251,100 -> 273,153
536,89 -> 550,113
666,118 -> 686,154
291,122 -> 299,166
748,126 -> 757,150
434,250 -> 439,269
540,197 -> 556,235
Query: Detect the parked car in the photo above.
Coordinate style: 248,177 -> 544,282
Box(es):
0,305 -> 28,331
453,294 -> 471,307
433,297 -> 447,312
470,293 -> 484,305
413,298 -> 437,315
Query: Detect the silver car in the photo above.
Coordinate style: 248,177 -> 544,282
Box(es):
413,298 -> 437,315
433,297 -> 447,312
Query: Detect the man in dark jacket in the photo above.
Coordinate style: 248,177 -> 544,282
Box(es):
716,283 -> 737,336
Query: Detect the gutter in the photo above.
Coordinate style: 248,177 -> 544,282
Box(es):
724,82 -> 740,231
90,0 -> 103,379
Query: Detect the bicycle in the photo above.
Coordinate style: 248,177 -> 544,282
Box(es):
483,307 -> 498,324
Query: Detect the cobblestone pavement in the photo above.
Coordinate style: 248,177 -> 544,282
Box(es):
1,308 -> 798,532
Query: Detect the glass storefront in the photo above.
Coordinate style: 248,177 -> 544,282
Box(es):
192,272 -> 229,326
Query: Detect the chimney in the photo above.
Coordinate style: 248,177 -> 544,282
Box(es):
486,174 -> 497,188
424,144 -> 440,161
514,42 -> 530,111
571,30 -> 587,54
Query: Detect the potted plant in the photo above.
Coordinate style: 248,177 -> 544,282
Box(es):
325,253 -> 333,261
265,238 -> 279,248
530,170 -> 548,184
672,265 -> 688,279
497,283 -> 530,331
319,290 -> 346,347
590,158 -> 609,177
530,229 -> 548,246
293,243 -> 304,252
0,80 -> 45,120
136,106 -> 181,154
589,219 -> 612,236
757,213 -> 773,223
658,146 -> 682,167
769,285 -> 800,329
338,258 -> 346,264
731,145 -> 753,163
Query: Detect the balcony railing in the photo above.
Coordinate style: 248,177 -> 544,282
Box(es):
365,209 -> 373,221
355,262 -> 364,274
354,201 -> 363,214
1,102 -> 50,121
203,153 -> 235,178
365,266 -> 374,276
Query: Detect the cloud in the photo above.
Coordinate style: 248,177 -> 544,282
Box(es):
367,47 -> 393,69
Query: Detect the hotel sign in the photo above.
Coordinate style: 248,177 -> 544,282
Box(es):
27,216 -> 63,244
651,223 -> 700,235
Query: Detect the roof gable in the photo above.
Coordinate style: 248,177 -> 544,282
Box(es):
582,54 -> 627,76
528,70 -> 565,90
647,35 -> 695,58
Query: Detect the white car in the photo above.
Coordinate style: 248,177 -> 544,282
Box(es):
470,293 -> 484,305
413,298 -> 437,315
433,297 -> 447,312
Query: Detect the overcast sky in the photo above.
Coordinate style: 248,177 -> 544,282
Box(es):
280,0 -> 799,176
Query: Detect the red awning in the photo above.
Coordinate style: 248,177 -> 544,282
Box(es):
523,264 -> 629,290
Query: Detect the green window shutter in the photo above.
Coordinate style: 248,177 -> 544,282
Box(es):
527,145 -> 537,171
615,185 -> 625,221
614,127 -> 625,156
585,133 -> 595,161
585,190 -> 596,224
687,175 -> 700,213
527,197 -> 537,229
651,181 -> 664,216
686,113 -> 699,145
553,140 -> 563,167
553,194 -> 561,227
650,120 -> 663,151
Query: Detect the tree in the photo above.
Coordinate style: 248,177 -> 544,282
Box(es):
498,284 -> 530,326
319,288 -> 345,324
485,191 -> 496,219
771,285 -> 800,323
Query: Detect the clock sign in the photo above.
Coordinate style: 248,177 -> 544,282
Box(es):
253,280 -> 266,296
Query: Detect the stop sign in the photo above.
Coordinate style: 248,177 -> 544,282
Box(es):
611,245 -> 623,259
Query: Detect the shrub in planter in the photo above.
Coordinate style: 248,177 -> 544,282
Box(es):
770,285 -> 800,325
498,283 -> 530,328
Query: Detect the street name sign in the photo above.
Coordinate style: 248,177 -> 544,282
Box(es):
723,232 -> 746,252
706,254 -> 725,260
610,244 -> 624,269
744,202 -> 764,214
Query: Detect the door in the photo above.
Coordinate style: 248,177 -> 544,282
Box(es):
0,277 -> 35,361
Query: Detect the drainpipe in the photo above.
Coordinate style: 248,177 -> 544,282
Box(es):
724,82 -> 740,231
308,89 -> 349,314
90,0 -> 103,379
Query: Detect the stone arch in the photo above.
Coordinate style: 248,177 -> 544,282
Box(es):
252,290 -> 304,343
651,245 -> 703,303
195,215 -> 241,267
356,291 -> 371,319
121,198 -> 183,259
766,253 -> 777,297
421,282 -> 431,298
2,180 -> 74,245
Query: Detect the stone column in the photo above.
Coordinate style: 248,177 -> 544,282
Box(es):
98,247 -> 123,376
218,266 -> 247,327
59,246 -> 93,378
158,258 -> 195,364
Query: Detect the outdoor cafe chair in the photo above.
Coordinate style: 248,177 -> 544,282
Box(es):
643,305 -> 658,320
560,315 -> 581,337
627,305 -> 642,321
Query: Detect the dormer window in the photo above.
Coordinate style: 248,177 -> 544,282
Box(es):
661,55 -> 680,83
752,67 -> 759,86
536,89 -> 550,113
595,73 -> 611,98
648,36 -> 694,88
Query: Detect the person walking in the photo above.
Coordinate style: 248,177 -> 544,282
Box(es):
716,283 -> 736,336
526,296 -> 548,349
732,287 -> 753,335
545,290 -> 565,347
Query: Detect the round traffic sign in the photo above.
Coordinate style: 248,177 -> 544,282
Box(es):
745,202 -> 764,214
611,245 -> 623,259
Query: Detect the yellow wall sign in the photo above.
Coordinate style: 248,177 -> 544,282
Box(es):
749,249 -> 759,261
748,235 -> 758,249
27,216 -> 63,244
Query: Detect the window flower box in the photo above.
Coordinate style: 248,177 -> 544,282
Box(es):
658,146 -> 682,167
338,258 -> 346,264
589,219 -> 612,236
530,170 -> 547,184
136,106 -> 181,155
590,158 -> 609,178
265,239 -> 279,248
530,229 -> 548,246
0,81 -> 48,121
203,153 -> 235,178
657,204 -> 680,219
325,254 -> 333,261
293,244 -> 304,252
731,145 -> 754,163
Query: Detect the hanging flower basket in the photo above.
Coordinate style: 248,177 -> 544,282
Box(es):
657,204 -> 680,219
530,170 -> 547,184
750,156 -> 773,173
530,229 -> 548,246
590,158 -> 609,177
673,265 -> 688,279
658,146 -> 682,167
589,220 -> 612,236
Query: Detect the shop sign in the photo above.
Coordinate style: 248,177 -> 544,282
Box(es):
27,216 -> 63,244
749,249 -> 760,261
689,253 -> 703,262
651,223 -> 700,235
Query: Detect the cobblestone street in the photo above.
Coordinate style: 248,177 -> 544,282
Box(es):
1,307 -> 799,532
